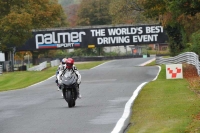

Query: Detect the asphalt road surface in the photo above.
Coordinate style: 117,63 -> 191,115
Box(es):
0,56 -> 159,133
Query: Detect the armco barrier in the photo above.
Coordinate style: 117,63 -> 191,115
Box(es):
156,52 -> 200,75
0,65 -> 2,75
27,61 -> 47,71
51,59 -> 60,67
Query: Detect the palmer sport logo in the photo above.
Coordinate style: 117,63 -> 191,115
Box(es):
35,32 -> 86,49
37,44 -> 57,49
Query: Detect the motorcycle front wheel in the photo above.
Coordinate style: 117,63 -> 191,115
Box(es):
65,90 -> 75,108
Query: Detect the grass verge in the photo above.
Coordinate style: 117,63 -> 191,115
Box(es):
127,64 -> 200,133
0,61 -> 106,92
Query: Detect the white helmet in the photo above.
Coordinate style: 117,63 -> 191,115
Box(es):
61,58 -> 67,65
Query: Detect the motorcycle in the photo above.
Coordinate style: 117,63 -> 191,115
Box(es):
59,70 -> 78,108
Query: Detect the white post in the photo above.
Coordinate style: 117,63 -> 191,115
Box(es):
26,52 -> 30,68
0,65 -> 2,75
28,54 -> 30,68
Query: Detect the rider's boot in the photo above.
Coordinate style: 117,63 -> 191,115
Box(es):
76,85 -> 81,99
55,80 -> 61,91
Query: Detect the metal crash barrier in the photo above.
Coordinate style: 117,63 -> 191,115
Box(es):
156,52 -> 200,75
0,65 -> 2,75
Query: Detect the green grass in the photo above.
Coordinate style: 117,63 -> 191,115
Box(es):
75,61 -> 106,69
147,50 -> 170,55
145,60 -> 156,66
127,65 -> 200,133
0,61 -> 106,91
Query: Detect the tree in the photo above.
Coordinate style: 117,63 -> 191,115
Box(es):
77,0 -> 112,26
15,51 -> 32,65
190,30 -> 200,56
138,0 -> 200,56
165,23 -> 186,56
58,0 -> 74,6
109,0 -> 158,24
63,4 -> 79,27
0,11 -> 33,50
58,0 -> 82,6
166,0 -> 200,16
0,0 -> 67,52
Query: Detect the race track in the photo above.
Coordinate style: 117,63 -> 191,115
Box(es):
0,56 -> 159,133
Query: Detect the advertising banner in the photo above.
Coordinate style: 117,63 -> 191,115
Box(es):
17,24 -> 168,51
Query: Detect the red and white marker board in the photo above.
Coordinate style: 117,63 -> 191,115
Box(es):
166,64 -> 183,79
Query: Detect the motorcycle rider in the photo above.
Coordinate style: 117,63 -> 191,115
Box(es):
57,58 -> 82,99
55,58 -> 67,90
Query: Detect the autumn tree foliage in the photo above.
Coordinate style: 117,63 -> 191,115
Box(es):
77,0 -> 112,26
109,0 -> 140,24
109,0 -> 159,25
15,51 -> 32,64
0,0 -> 67,52
139,0 -> 200,56
63,4 -> 79,27
58,0 -> 81,6
59,0 -> 82,27
58,0 -> 74,6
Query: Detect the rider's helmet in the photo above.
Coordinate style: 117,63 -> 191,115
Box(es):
61,58 -> 67,65
66,58 -> 74,69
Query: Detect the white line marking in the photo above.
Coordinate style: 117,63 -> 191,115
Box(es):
152,66 -> 161,81
27,75 -> 55,88
111,82 -> 148,133
139,58 -> 156,66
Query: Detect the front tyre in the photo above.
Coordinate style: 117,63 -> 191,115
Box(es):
66,91 -> 74,108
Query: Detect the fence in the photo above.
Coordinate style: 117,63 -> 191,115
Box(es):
0,65 -> 2,75
156,52 -> 200,75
